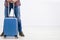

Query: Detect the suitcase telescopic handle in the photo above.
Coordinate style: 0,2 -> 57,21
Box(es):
8,2 -> 15,17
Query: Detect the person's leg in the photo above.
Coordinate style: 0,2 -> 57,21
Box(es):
14,6 -> 24,37
5,6 -> 11,17
0,5 -> 11,36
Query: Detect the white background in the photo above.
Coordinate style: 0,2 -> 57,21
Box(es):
0,0 -> 60,40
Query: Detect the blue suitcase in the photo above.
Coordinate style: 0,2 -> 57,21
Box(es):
3,17 -> 18,38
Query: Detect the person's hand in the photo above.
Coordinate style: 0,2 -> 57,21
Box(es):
12,0 -> 17,3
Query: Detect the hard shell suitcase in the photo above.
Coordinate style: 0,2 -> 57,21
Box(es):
3,3 -> 18,38
3,17 -> 18,38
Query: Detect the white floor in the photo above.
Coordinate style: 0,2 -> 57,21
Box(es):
0,25 -> 60,40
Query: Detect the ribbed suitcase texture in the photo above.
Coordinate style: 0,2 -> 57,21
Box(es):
3,17 -> 18,37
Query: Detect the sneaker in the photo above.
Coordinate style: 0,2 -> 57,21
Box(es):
19,32 -> 25,37
0,32 -> 4,36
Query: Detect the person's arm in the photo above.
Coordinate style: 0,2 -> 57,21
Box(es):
12,0 -> 18,3
7,0 -> 12,3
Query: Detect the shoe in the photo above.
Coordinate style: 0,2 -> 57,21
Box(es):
19,32 -> 25,37
0,32 -> 4,36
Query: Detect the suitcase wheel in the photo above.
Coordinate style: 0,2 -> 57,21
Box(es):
15,35 -> 18,38
4,35 -> 6,38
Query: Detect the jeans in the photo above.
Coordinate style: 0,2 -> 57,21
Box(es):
4,3 -> 22,32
